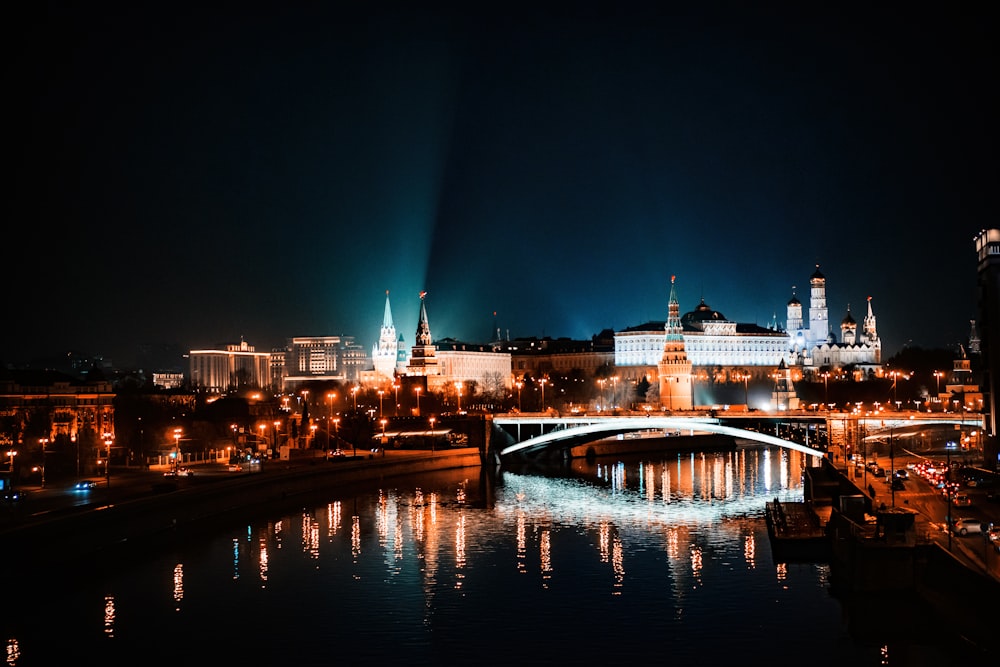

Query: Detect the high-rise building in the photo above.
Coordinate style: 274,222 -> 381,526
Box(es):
975,229 -> 999,466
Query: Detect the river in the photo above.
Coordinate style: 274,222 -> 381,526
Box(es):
2,446 -> 992,666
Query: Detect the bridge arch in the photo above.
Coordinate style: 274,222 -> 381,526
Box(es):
496,417 -> 824,461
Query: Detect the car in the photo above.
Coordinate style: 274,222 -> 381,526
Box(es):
327,449 -> 345,460
870,466 -> 886,477
893,469 -> 909,480
952,493 -> 972,507
227,464 -> 243,472
176,468 -> 194,477
2,489 -> 27,502
890,478 -> 906,491
74,480 -> 98,490
950,518 -> 982,536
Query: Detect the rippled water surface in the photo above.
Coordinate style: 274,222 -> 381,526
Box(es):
3,447 -> 988,666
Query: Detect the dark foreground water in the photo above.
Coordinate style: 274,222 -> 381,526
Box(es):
3,447 -> 993,666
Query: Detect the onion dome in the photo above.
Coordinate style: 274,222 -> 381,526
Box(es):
841,308 -> 856,326
810,265 -> 825,281
787,294 -> 801,306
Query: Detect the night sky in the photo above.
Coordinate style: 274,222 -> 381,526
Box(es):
7,3 -> 996,368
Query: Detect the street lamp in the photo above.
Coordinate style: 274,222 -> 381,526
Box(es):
38,438 -> 48,488
173,428 -> 182,471
414,386 -> 422,416
539,378 -> 548,412
351,385 -> 360,411
103,432 -> 113,487
742,372 -> 750,408
454,382 -> 463,413
933,371 -> 943,403
393,381 -> 400,416
515,381 -> 523,412
821,371 -> 830,405
6,449 -> 16,492
378,390 -> 385,419
597,378 -> 606,412
380,418 -> 387,456
327,392 -> 336,451
429,416 -> 437,453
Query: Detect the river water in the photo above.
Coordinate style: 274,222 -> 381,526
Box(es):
3,446 -> 991,666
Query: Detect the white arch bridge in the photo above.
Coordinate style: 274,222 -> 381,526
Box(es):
492,413 -> 984,462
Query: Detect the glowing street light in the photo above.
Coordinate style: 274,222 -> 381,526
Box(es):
378,390 -> 385,419
103,432 -> 114,487
173,428 -> 182,472
933,370 -> 943,402
6,450 -> 16,492
539,377 -> 548,412
821,371 -> 830,405
515,381 -> 523,412
351,385 -> 360,411
38,438 -> 49,488
455,382 -> 463,413
429,416 -> 437,453
414,386 -> 422,416
393,381 -> 400,416
327,392 -> 337,451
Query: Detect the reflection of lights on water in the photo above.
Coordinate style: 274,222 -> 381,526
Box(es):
103,595 -> 115,637
259,534 -> 269,585
599,521 -> 610,563
232,537 -> 240,581
776,562 -> 787,582
327,501 -> 342,538
880,644 -> 889,665
611,535 -> 624,594
690,546 -> 703,586
302,512 -> 320,560
666,526 -> 680,561
540,530 -> 552,587
6,638 -> 20,664
351,515 -> 361,561
763,448 -> 772,491
172,564 -> 184,609
744,534 -> 756,569
516,510 -> 527,573
273,519 -> 283,552
454,512 -> 467,588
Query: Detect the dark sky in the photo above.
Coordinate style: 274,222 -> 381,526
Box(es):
7,2 -> 996,368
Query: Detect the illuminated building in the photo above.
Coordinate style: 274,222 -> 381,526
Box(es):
658,276 -> 693,410
189,339 -> 271,393
371,291 -> 403,381
787,266 -> 881,374
974,228 -> 999,462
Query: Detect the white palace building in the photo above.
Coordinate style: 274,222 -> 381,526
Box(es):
614,266 -> 882,391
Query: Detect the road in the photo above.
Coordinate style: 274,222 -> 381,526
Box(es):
842,450 -> 1000,581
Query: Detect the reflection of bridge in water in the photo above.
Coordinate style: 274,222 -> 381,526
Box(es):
493,411 -> 984,463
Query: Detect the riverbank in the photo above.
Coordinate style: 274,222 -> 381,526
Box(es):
0,447 -> 484,578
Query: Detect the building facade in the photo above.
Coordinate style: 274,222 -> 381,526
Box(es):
189,339 -> 272,393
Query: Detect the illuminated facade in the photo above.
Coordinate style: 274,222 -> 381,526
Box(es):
189,339 -> 272,393
787,266 -> 881,372
406,292 -> 440,379
372,291 -> 401,381
658,277 -> 693,410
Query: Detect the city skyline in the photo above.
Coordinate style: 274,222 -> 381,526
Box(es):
7,4 -> 993,366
